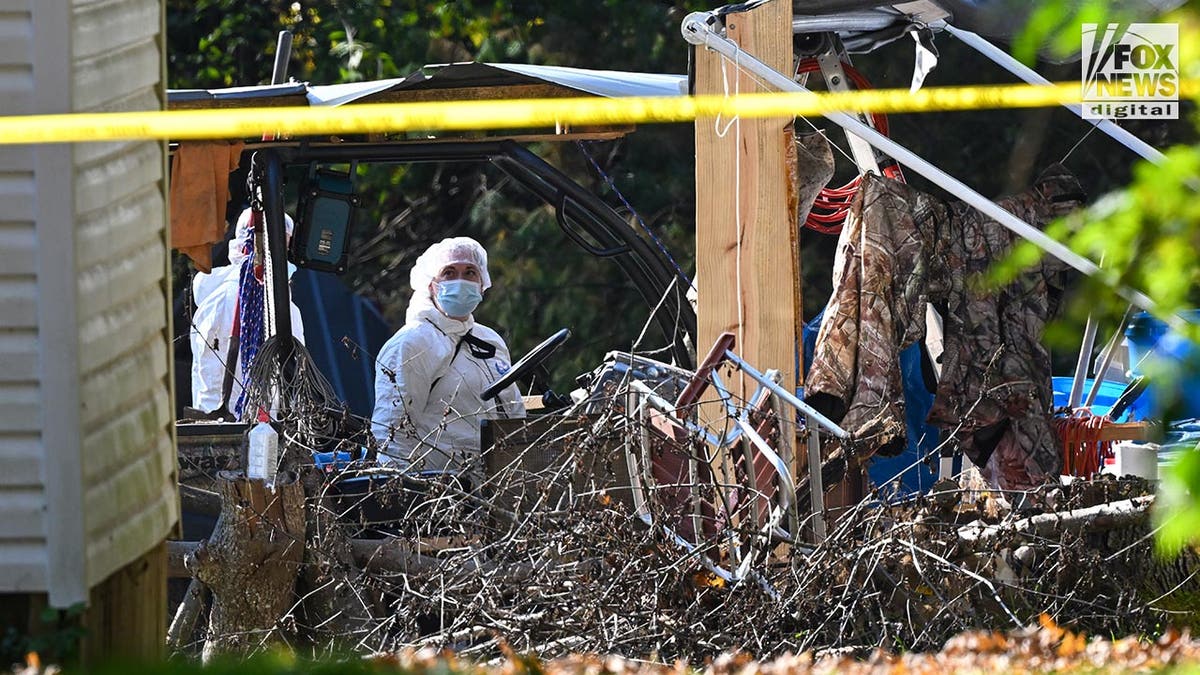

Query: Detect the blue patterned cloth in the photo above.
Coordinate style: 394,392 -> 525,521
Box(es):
235,213 -> 265,417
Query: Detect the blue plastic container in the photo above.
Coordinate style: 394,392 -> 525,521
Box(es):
1125,311 -> 1200,419
1052,377 -> 1145,421
313,450 -> 355,472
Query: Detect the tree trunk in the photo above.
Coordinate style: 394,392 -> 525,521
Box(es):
189,470 -> 306,662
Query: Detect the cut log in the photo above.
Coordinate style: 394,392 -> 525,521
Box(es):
166,577 -> 209,654
167,540 -> 194,578
958,496 -> 1155,545
190,470 -> 306,662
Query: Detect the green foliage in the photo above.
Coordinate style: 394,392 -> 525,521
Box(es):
991,142 -> 1200,332
169,0 -> 703,390
1012,0 -> 1125,65
1,603 -> 87,669
999,7 -> 1200,555
1157,447 -> 1200,557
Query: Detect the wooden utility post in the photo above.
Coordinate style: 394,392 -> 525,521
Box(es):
694,1 -> 799,404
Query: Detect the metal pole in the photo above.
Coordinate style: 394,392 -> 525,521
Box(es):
806,415 -> 827,542
258,150 -> 293,357
271,31 -> 294,86
680,12 -> 1157,313
722,349 -> 850,440
1068,314 -> 1099,408
943,24 -> 1166,166
1085,306 -> 1134,407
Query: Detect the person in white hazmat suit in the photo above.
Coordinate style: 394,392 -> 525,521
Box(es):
371,237 -> 525,480
189,208 -> 306,417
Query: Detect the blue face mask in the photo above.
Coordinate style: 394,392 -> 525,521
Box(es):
434,279 -> 483,318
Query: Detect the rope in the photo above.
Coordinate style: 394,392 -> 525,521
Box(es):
239,336 -> 343,424
1055,409 -> 1115,478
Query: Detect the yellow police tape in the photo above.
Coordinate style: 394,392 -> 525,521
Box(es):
0,80 -> 1195,144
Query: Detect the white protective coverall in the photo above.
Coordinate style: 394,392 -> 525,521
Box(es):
190,209 -> 306,414
371,237 -> 525,475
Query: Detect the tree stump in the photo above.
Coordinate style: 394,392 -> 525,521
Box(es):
189,470 -> 306,662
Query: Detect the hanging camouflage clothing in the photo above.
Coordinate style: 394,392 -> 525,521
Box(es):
805,175 -> 945,458
928,165 -> 1083,490
806,165 -> 1084,490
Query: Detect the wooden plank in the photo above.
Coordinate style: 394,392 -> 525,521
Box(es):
76,184 -> 163,270
77,285 -> 166,374
0,145 -> 34,171
0,277 -> 36,328
353,82 -> 586,104
83,540 -> 167,664
86,477 -> 176,586
0,65 -> 32,115
33,0 -> 85,607
0,170 -> 34,221
79,336 -> 167,430
72,38 -> 159,112
82,390 -> 170,484
1096,421 -> 1156,442
0,220 -> 35,274
787,122 -> 805,384
0,545 -> 47,592
0,432 -> 42,486
73,140 -> 162,216
74,137 -> 149,174
168,92 -> 309,111
77,238 -> 166,323
0,383 -> 39,432
693,1 -> 796,404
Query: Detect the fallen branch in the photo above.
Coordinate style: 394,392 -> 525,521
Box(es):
169,537 -> 540,582
349,538 -> 535,580
166,577 -> 209,653
167,540 -> 195,578
958,496 -> 1155,545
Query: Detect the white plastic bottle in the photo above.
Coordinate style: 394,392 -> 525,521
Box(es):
248,420 -> 279,486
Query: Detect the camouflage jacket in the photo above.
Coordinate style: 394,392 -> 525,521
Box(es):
806,165 -> 1084,490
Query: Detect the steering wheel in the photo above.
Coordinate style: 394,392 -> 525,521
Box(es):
481,328 -> 570,401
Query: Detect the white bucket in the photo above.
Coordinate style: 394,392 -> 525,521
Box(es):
1101,441 -> 1159,481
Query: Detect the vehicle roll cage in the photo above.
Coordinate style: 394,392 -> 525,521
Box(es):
251,139 -> 697,371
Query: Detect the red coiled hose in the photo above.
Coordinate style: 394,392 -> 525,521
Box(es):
795,58 -> 902,234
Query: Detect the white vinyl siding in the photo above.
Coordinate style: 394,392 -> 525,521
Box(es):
0,7 -> 32,116
71,0 -> 175,591
0,2 -> 45,593
0,0 -> 175,602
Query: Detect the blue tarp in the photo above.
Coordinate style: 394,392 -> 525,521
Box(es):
290,270 -> 394,418
801,311 -> 939,495
1124,311 -> 1200,419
